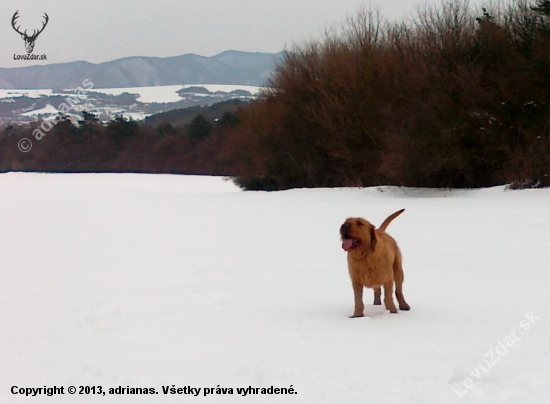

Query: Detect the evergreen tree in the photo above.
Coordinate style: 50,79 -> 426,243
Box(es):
187,114 -> 212,141
107,115 -> 139,149
78,111 -> 99,127
217,111 -> 240,127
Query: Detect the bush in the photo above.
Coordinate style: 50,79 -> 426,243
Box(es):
225,0 -> 550,189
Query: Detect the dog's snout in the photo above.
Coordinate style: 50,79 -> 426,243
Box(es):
340,223 -> 349,233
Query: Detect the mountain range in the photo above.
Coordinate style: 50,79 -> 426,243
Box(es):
0,50 -> 284,89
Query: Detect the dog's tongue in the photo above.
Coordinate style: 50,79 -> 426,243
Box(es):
342,239 -> 354,251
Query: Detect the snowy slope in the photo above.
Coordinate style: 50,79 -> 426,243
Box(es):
0,173 -> 549,403
21,104 -> 62,117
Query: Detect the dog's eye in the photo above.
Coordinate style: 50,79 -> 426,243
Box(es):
357,221 -> 363,226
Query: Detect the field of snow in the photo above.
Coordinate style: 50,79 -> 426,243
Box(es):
87,84 -> 262,104
21,104 -> 65,117
0,84 -> 261,104
1,173 -> 549,403
0,89 -> 54,99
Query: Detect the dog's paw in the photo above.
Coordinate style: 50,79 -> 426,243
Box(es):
385,301 -> 398,313
349,313 -> 364,318
386,304 -> 398,313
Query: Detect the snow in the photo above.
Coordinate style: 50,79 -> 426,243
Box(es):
0,173 -> 549,403
21,104 -> 60,117
87,85 -> 185,103
0,85 -> 261,104
0,89 -> 53,99
87,84 -> 262,104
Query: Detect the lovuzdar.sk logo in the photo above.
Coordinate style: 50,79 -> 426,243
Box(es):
11,10 -> 49,61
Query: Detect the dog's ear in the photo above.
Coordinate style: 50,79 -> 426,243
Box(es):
370,225 -> 377,252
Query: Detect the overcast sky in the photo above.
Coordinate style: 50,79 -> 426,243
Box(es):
1,0 -> 485,69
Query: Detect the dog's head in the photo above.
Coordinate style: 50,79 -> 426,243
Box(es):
340,217 -> 377,256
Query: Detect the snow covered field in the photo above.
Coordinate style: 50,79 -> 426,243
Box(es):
87,85 -> 262,104
0,85 -> 262,103
0,90 -> 54,99
1,173 -> 549,403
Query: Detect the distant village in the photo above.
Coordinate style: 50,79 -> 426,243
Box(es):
0,85 -> 258,126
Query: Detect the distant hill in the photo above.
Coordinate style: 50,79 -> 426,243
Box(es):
144,99 -> 248,128
0,50 -> 283,89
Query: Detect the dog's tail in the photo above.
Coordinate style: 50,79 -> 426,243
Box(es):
379,209 -> 405,232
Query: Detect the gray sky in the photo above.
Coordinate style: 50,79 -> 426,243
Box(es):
1,0 -> 485,69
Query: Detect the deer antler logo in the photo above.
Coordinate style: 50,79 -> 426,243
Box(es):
11,11 -> 49,54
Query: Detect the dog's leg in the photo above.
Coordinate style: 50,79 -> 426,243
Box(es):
383,282 -> 398,313
393,257 -> 410,311
350,281 -> 365,318
373,287 -> 382,305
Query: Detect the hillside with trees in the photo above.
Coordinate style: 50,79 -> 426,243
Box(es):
1,1 -> 549,190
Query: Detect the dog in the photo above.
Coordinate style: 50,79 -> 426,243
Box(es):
340,209 -> 410,317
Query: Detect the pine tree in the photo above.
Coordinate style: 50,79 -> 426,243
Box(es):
187,114 -> 212,141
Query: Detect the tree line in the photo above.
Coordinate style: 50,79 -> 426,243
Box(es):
0,109 -> 241,175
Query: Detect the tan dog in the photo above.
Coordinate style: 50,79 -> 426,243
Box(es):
340,209 -> 410,317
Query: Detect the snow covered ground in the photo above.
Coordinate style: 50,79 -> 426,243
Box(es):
0,85 -> 262,103
20,104 -> 64,117
0,173 -> 549,403
0,89 -> 54,99
86,84 -> 262,104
